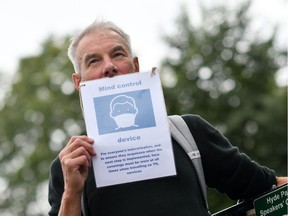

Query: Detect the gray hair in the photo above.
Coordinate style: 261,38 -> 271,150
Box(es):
67,20 -> 132,74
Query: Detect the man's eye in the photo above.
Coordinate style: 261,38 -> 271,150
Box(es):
89,59 -> 98,65
114,52 -> 125,58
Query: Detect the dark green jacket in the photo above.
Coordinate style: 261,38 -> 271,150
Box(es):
48,114 -> 276,216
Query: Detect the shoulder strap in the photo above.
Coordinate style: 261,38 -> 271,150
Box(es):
168,115 -> 208,209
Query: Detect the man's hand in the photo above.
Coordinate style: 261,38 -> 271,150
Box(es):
58,135 -> 96,216
60,135 -> 96,195
276,177 -> 288,187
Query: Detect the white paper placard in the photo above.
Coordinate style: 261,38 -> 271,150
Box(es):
80,71 -> 176,187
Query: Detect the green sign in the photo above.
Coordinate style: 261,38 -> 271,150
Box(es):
254,184 -> 288,216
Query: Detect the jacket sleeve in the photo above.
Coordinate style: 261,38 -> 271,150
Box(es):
48,157 -> 64,216
182,114 -> 277,200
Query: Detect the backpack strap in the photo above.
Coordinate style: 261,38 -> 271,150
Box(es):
168,115 -> 208,209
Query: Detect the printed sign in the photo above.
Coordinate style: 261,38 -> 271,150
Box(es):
80,71 -> 176,187
254,184 -> 288,216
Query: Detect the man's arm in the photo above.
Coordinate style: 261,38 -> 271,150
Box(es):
58,191 -> 82,216
50,135 -> 96,216
182,114 -> 279,200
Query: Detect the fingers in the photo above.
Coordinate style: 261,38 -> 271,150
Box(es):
59,135 -> 96,174
62,153 -> 90,175
59,135 -> 96,195
61,145 -> 92,168
61,135 -> 96,158
61,154 -> 90,195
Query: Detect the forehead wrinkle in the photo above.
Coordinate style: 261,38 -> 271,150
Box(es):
77,30 -> 132,71
83,44 -> 129,65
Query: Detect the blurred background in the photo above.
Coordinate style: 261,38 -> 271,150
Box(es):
0,0 -> 287,215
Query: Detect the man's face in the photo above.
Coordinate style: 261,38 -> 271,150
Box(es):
72,29 -> 139,89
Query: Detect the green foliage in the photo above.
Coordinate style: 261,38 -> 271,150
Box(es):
160,1 -> 287,213
0,36 -> 84,215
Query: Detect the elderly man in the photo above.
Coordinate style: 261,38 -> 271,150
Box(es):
48,20 -> 287,216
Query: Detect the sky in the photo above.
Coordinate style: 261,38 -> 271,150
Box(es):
0,0 -> 287,83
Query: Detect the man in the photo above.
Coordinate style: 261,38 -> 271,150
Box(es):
48,20 -> 287,216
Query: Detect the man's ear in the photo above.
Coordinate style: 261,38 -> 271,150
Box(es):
133,57 -> 140,72
72,72 -> 81,91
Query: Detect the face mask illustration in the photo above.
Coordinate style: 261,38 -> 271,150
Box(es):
110,95 -> 138,130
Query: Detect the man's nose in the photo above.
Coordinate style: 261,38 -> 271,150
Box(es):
102,59 -> 119,78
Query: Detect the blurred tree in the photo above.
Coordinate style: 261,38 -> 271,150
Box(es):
0,1 -> 286,215
0,36 -> 84,215
160,0 -> 287,213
